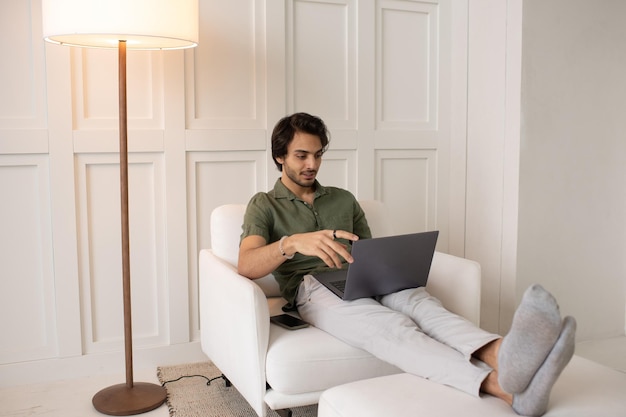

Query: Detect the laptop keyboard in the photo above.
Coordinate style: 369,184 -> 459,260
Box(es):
330,280 -> 346,292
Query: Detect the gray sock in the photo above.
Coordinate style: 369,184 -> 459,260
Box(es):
498,284 -> 563,393
512,316 -> 576,416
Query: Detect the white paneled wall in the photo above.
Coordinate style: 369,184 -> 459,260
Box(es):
0,156 -> 55,364
3,0 -> 529,384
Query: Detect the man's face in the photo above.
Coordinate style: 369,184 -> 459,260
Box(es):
276,131 -> 324,190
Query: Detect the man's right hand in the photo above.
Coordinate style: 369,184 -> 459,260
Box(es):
283,229 -> 359,269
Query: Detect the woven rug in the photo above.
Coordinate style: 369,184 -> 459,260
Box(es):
157,361 -> 318,417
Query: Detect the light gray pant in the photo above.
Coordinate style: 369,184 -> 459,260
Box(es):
295,275 -> 499,396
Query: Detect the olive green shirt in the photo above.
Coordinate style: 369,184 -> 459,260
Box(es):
241,178 -> 372,309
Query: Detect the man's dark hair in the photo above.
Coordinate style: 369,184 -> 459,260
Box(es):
271,112 -> 330,171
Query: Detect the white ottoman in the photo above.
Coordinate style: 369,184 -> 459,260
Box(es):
318,356 -> 626,417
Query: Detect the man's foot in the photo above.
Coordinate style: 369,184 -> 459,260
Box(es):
498,284 -> 562,393
512,316 -> 576,416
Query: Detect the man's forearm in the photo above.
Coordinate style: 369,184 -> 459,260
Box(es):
238,237 -> 292,279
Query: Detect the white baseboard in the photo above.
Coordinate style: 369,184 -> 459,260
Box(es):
0,341 -> 209,387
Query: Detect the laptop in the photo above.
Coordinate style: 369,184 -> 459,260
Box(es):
312,231 -> 439,301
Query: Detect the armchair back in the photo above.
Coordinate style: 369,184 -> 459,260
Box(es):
208,201 -> 481,325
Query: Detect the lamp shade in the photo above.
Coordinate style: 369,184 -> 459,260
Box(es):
42,0 -> 199,50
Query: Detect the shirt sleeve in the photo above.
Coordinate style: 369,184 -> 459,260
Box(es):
352,199 -> 372,240
240,193 -> 273,243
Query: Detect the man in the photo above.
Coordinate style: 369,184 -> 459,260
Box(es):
238,112 -> 575,416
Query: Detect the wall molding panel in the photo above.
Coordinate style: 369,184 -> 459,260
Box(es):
376,0 -> 439,132
0,0 -> 47,155
0,156 -> 56,363
71,49 -> 165,131
75,153 -> 168,353
287,0 -> 358,129
316,149 -> 356,192
0,1 -> 46,131
375,149 -> 438,235
186,151 -> 267,338
185,0 -> 267,130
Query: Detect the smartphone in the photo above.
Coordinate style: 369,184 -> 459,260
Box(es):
270,314 -> 309,330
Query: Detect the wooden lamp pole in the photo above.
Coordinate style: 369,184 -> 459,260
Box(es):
90,40 -> 168,416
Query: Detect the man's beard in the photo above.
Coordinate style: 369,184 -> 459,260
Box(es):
284,164 -> 316,188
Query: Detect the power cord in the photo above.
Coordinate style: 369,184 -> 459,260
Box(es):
161,373 -> 230,387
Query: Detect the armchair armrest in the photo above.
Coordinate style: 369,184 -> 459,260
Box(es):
426,251 -> 481,326
199,249 -> 270,417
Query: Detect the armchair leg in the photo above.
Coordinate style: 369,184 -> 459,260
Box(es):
221,374 -> 231,387
275,408 -> 293,417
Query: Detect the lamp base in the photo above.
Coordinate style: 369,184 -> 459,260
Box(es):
92,382 -> 167,416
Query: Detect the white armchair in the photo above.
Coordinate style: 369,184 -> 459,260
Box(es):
199,201 -> 482,417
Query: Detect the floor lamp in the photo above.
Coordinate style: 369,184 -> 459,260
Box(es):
41,1 -> 198,415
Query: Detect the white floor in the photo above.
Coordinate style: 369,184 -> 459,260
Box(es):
0,368 -> 170,417
1,336 -> 624,417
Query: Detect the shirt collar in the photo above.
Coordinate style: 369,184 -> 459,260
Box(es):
272,177 -> 328,201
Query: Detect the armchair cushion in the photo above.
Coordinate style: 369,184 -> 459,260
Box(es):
266,325 -> 400,394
